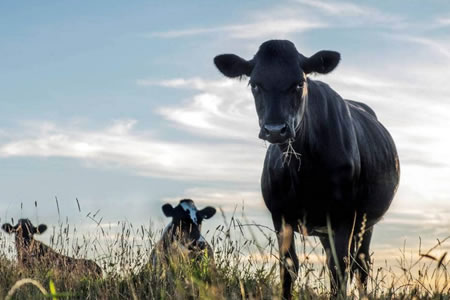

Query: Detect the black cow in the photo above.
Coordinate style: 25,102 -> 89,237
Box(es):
150,199 -> 216,270
2,219 -> 102,278
214,40 -> 400,299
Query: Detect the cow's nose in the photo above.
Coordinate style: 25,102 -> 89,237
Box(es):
264,124 -> 288,136
262,123 -> 290,143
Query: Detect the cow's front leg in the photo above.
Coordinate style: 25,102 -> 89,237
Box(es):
320,224 -> 352,298
274,218 -> 299,300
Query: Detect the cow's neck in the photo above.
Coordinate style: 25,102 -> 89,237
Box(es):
15,237 -> 32,253
290,79 -> 348,159
15,238 -> 40,265
163,223 -> 186,244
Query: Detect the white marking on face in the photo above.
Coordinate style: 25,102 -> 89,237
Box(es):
180,201 -> 198,225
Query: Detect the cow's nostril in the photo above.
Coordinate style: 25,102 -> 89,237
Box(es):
263,124 -> 289,139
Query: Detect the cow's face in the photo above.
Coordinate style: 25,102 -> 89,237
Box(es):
162,199 -> 216,249
214,40 -> 340,144
2,219 -> 47,245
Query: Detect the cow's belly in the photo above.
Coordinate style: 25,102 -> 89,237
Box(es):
261,156 -> 397,234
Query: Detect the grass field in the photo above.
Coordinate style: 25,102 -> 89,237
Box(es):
0,212 -> 449,300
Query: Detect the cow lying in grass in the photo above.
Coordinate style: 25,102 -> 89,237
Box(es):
149,199 -> 216,274
2,219 -> 102,278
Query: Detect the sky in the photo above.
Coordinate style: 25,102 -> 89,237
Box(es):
1,0 -> 450,264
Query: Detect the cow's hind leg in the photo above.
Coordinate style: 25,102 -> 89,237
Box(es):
351,227 -> 373,292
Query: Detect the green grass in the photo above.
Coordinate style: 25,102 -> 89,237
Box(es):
0,214 -> 449,300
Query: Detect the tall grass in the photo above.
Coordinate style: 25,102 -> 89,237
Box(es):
0,210 -> 449,299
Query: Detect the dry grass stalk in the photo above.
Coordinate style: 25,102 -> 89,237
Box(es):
282,139 -> 301,170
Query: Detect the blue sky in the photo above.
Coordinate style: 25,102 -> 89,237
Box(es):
1,1 -> 450,261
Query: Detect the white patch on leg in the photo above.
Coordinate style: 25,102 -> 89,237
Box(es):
285,258 -> 298,281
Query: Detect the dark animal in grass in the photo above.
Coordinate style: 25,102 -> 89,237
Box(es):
214,40 -> 400,299
2,219 -> 102,278
149,199 -> 216,274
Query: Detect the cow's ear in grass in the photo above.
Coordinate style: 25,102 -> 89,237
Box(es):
214,54 -> 254,78
302,50 -> 340,74
162,204 -> 174,217
1,223 -> 14,234
36,224 -> 47,234
198,207 -> 216,220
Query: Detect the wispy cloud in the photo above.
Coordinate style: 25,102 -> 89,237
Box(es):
296,0 -> 369,15
139,77 -> 259,141
296,0 -> 404,27
383,31 -> 450,59
436,17 -> 450,27
147,19 -> 326,39
146,2 -> 329,40
0,120 -> 265,183
147,0 -> 405,40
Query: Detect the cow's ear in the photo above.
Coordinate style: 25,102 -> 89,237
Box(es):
36,224 -> 47,234
198,207 -> 216,220
1,223 -> 14,234
302,50 -> 340,74
214,54 -> 254,78
162,204 -> 174,217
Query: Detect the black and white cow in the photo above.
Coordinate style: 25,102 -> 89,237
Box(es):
150,199 -> 216,269
2,219 -> 102,278
214,40 -> 400,299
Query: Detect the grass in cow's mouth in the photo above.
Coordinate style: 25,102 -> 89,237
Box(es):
282,139 -> 302,170
0,210 -> 449,299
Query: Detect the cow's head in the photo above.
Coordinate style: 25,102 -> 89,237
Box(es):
2,219 -> 47,245
214,40 -> 340,144
162,199 -> 216,250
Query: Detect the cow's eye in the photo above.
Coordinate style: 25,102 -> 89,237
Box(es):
251,83 -> 259,93
295,84 -> 302,93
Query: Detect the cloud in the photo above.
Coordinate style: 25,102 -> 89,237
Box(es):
148,19 -> 326,39
139,77 -> 260,141
0,120 -> 265,183
296,0 -> 369,15
386,34 -> 450,58
296,0 -> 404,27
147,0 -> 405,40
436,17 -> 450,27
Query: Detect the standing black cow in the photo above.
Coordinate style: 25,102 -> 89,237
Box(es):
214,40 -> 400,299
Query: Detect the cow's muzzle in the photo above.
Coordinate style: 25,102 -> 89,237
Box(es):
259,123 -> 293,144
